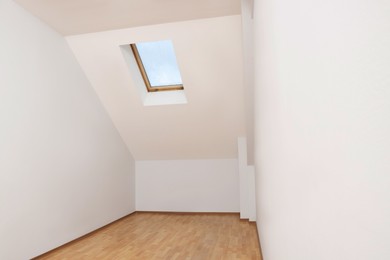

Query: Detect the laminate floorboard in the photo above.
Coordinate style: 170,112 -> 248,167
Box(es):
35,212 -> 262,260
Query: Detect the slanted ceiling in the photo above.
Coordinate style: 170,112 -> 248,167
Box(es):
14,0 -> 246,160
66,16 -> 246,160
13,0 -> 241,35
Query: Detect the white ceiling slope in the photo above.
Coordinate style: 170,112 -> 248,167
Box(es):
66,16 -> 246,160
13,0 -> 241,35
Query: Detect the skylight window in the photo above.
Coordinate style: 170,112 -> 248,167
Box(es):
130,40 -> 184,92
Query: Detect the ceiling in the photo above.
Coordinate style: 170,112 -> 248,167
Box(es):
14,0 -> 246,160
66,16 -> 246,160
14,0 -> 241,35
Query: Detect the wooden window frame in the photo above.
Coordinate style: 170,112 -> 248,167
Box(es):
130,44 -> 184,92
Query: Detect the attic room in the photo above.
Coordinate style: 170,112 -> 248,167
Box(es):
1,0 -> 389,259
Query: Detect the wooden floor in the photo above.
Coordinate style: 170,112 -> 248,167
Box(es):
35,212 -> 262,260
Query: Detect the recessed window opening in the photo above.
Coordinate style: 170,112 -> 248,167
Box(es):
130,40 -> 184,92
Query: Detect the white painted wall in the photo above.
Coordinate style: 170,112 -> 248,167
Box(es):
241,0 -> 255,164
0,1 -> 135,259
238,137 -> 250,219
247,165 -> 256,222
253,0 -> 390,259
136,159 -> 239,212
238,137 -> 256,221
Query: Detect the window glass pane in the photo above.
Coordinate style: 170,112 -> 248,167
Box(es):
136,40 -> 182,87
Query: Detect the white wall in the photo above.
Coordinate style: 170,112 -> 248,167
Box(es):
247,165 -> 256,222
253,0 -> 390,259
136,159 -> 239,212
238,137 -> 250,218
0,1 -> 135,259
238,137 -> 256,221
241,0 -> 255,164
